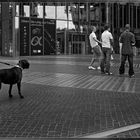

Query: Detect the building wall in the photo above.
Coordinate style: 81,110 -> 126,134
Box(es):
1,2 -> 140,56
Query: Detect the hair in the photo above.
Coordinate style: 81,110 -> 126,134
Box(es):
91,26 -> 96,31
125,24 -> 130,30
104,24 -> 110,30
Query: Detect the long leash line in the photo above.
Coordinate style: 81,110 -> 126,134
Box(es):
0,61 -> 13,66
0,61 -> 23,70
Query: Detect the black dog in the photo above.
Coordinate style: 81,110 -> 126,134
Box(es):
0,59 -> 30,99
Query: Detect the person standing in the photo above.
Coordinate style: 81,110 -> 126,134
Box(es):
100,24 -> 114,75
119,24 -> 135,78
88,26 -> 102,70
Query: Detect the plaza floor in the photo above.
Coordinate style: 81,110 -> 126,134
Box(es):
0,54 -> 139,139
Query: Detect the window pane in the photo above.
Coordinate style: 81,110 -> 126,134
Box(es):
19,3 -> 30,17
45,3 -> 55,19
38,5 -> 43,18
57,5 -> 67,20
15,17 -> 19,29
57,20 -> 67,30
68,21 -> 75,30
24,5 -> 30,17
69,4 -> 79,24
16,4 -> 19,16
89,3 -> 100,22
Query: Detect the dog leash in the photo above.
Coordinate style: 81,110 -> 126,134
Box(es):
0,61 -> 12,66
0,61 -> 23,70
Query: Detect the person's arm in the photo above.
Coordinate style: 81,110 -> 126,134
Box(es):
119,36 -> 123,59
93,37 -> 102,44
131,34 -> 136,46
110,33 -> 114,51
119,43 -> 122,55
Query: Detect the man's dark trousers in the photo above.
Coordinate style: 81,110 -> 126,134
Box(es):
119,54 -> 134,76
100,47 -> 111,73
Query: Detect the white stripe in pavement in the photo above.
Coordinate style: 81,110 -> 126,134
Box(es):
131,79 -> 136,93
96,76 -> 112,90
118,78 -> 131,92
80,123 -> 140,138
76,76 -> 98,89
23,72 -> 140,93
88,76 -> 107,89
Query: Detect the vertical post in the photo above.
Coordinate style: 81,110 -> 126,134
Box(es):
66,2 -> 69,55
12,2 -> 16,57
29,3 -> 31,56
122,5 -> 124,27
99,3 -> 102,38
131,4 -> 133,29
2,2 -> 9,56
136,5 -> 138,29
64,28 -> 67,55
118,4 -> 120,29
86,2 -> 88,55
129,3 -> 130,25
55,3 -> 57,55
43,3 -> 45,55
106,2 -> 109,24
111,3 -> 114,33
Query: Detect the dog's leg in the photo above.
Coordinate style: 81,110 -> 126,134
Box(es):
17,82 -> 24,99
9,84 -> 13,98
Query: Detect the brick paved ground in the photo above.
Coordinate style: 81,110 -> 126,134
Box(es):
0,54 -> 139,139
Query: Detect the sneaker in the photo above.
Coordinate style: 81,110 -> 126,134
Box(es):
97,66 -> 101,70
129,74 -> 135,78
105,72 -> 113,75
111,55 -> 114,60
88,66 -> 96,70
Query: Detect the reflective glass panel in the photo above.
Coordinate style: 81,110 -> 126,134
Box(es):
15,17 -> 19,29
56,20 -> 67,30
89,3 -> 100,22
67,3 -> 79,21
16,4 -> 19,16
68,21 -> 75,30
69,3 -> 79,24
24,5 -> 30,17
37,5 -> 43,18
45,3 -> 55,19
57,5 -> 67,20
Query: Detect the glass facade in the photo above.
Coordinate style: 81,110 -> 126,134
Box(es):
0,2 -> 140,56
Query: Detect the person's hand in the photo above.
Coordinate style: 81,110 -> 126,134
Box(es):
99,41 -> 102,44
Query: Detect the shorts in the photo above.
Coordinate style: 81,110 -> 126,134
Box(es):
92,45 -> 102,59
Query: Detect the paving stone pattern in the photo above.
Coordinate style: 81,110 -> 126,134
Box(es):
23,72 -> 140,93
0,83 -> 140,138
0,55 -> 139,138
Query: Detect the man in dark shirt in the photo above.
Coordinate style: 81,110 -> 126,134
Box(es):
119,24 -> 135,78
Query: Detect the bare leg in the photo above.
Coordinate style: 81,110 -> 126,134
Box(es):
89,57 -> 95,66
9,84 -> 13,98
17,82 -> 24,99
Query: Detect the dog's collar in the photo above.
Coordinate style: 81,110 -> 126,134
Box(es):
14,65 -> 23,70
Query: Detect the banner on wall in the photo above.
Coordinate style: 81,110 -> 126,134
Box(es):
20,17 -> 56,56
44,19 -> 56,55
20,17 -> 30,56
30,18 -> 43,55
